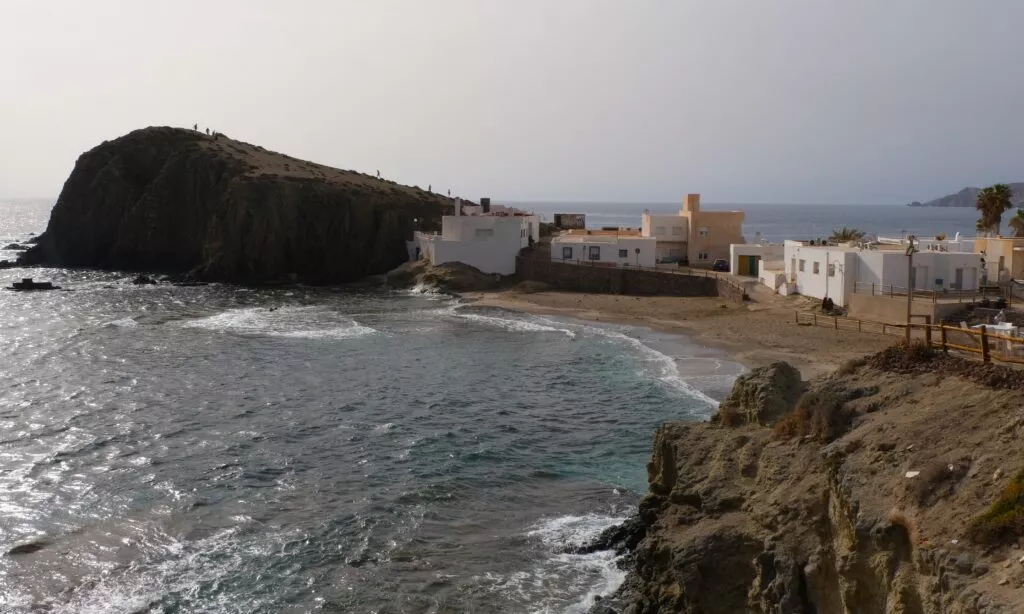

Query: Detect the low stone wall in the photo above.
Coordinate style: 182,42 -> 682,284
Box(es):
516,256 -> 746,302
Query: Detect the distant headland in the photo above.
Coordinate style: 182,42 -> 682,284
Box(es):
907,182 -> 1024,207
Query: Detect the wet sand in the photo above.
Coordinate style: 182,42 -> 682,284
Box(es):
463,287 -> 897,379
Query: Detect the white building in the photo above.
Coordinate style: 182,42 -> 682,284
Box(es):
551,231 -> 656,268
414,212 -> 540,275
729,243 -> 785,277
783,241 -> 983,307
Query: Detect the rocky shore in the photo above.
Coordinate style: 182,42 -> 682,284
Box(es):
592,347 -> 1024,613
20,127 -> 452,283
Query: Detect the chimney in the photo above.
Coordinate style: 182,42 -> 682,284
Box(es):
455,198 -> 461,216
481,197 -> 491,214
684,193 -> 701,213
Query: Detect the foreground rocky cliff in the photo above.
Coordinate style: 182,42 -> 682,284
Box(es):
20,127 -> 452,283
602,349 -> 1024,613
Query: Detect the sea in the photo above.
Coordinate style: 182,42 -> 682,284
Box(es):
0,199 -> 982,612
0,199 -> 744,613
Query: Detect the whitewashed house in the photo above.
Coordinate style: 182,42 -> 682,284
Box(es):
551,231 -> 656,268
413,209 -> 540,275
783,240 -> 983,307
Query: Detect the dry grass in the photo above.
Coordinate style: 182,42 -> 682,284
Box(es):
772,384 -> 851,442
837,356 -> 867,376
967,470 -> 1024,545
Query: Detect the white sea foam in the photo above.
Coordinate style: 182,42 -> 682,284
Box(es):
406,282 -> 445,297
179,306 -> 377,340
104,317 -> 138,328
583,325 -> 719,406
455,311 -> 576,338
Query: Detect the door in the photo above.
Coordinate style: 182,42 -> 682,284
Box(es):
738,257 -> 749,276
966,267 -> 978,290
750,256 -> 760,277
954,268 -> 963,290
913,266 -> 928,290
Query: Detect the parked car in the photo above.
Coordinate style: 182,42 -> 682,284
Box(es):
712,259 -> 729,272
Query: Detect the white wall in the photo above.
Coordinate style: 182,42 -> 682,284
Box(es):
551,236 -> 656,268
425,215 -> 538,275
784,244 -> 857,306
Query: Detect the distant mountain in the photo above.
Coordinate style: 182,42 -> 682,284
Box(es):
907,183 -> 1024,207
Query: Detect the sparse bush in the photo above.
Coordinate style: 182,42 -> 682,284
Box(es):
995,297 -> 1008,309
837,356 -> 867,376
772,383 -> 851,442
714,406 -> 743,427
908,460 -> 969,507
967,470 -> 1024,545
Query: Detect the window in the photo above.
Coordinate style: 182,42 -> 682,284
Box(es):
671,226 -> 682,236
813,262 -> 820,275
798,259 -> 805,272
618,249 -> 628,258
475,228 -> 494,239
697,251 -> 709,261
562,246 -> 573,260
588,246 -> 601,260
655,226 -> 666,235
698,226 -> 709,237
828,263 -> 836,277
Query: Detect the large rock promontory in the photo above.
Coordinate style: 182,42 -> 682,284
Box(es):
603,349 -> 1024,613
20,127 -> 453,283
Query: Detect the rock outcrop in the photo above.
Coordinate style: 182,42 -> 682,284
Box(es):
714,361 -> 805,425
20,127 -> 453,283
909,183 -> 1024,208
387,260 -> 503,293
604,353 -> 1024,613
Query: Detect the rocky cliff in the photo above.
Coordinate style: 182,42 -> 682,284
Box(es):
20,127 -> 453,283
599,347 -> 1024,613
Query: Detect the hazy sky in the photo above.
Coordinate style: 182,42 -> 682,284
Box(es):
3,1 -> 1023,204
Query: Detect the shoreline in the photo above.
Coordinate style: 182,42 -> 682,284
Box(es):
461,289 -> 897,380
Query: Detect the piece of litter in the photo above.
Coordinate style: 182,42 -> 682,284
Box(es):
1018,555 -> 1024,565
948,464 -> 955,472
951,539 -> 959,545
906,444 -> 915,451
905,471 -> 920,478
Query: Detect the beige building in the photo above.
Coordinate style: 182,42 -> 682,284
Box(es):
973,237 -> 1024,282
641,194 -> 745,266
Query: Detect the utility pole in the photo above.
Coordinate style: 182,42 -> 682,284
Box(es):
905,235 -> 916,343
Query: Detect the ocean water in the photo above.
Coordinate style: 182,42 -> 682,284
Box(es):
518,201 -> 984,244
0,200 -> 743,612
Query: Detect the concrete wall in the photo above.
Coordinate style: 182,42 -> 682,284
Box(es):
974,237 -> 1024,281
857,251 -> 981,292
550,236 -> 656,268
516,255 -> 747,301
847,294 -> 969,325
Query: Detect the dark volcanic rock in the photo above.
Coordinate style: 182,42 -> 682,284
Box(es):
7,541 -> 46,555
19,127 -> 452,284
132,274 -> 157,285
3,243 -> 27,250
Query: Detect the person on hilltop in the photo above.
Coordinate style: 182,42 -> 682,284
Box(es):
193,123 -> 198,131
205,128 -> 210,136
376,170 -> 381,179
428,184 -> 432,193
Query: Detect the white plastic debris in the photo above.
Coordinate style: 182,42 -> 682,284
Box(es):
905,471 -> 921,478
951,539 -> 959,545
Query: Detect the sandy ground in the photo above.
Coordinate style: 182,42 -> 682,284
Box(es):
464,284 -> 897,379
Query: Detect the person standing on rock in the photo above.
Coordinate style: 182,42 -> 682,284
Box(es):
376,170 -> 381,179
428,184 -> 432,193
193,123 -> 198,131
205,128 -> 210,136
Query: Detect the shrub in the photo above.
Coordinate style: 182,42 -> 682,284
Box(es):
980,298 -> 992,308
994,297 -> 1008,309
772,384 -> 851,442
714,406 -> 743,427
967,470 -> 1024,545
837,356 -> 867,376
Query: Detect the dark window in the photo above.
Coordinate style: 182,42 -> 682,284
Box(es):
588,246 -> 601,260
618,249 -> 628,258
562,246 -> 573,260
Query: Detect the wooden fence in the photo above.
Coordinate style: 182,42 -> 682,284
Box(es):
794,310 -> 1024,365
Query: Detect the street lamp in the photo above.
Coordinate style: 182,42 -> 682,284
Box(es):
905,235 -> 916,343
635,247 -> 641,268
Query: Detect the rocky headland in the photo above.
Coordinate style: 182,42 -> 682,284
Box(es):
908,184 -> 1024,208
19,127 -> 454,283
594,346 -> 1024,613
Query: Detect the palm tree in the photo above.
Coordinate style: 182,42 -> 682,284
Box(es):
975,184 -> 1014,234
828,227 -> 865,243
1009,209 -> 1024,237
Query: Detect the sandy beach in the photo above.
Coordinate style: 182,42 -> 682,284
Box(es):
464,286 -> 897,379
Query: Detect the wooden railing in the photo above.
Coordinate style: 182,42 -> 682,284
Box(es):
794,310 -> 1024,365
852,281 -> 1006,304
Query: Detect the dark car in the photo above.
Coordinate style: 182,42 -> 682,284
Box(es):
712,259 -> 730,272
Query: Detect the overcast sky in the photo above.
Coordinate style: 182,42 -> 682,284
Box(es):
3,1 -> 1022,204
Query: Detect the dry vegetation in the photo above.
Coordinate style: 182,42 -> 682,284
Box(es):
968,470 -> 1024,545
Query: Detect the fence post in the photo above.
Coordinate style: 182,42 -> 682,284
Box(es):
925,316 -> 932,347
882,324 -> 887,335
981,325 -> 990,362
872,283 -> 875,296
858,319 -> 862,333
813,313 -> 817,327
794,310 -> 799,324
834,316 -> 838,330
940,325 -> 948,354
